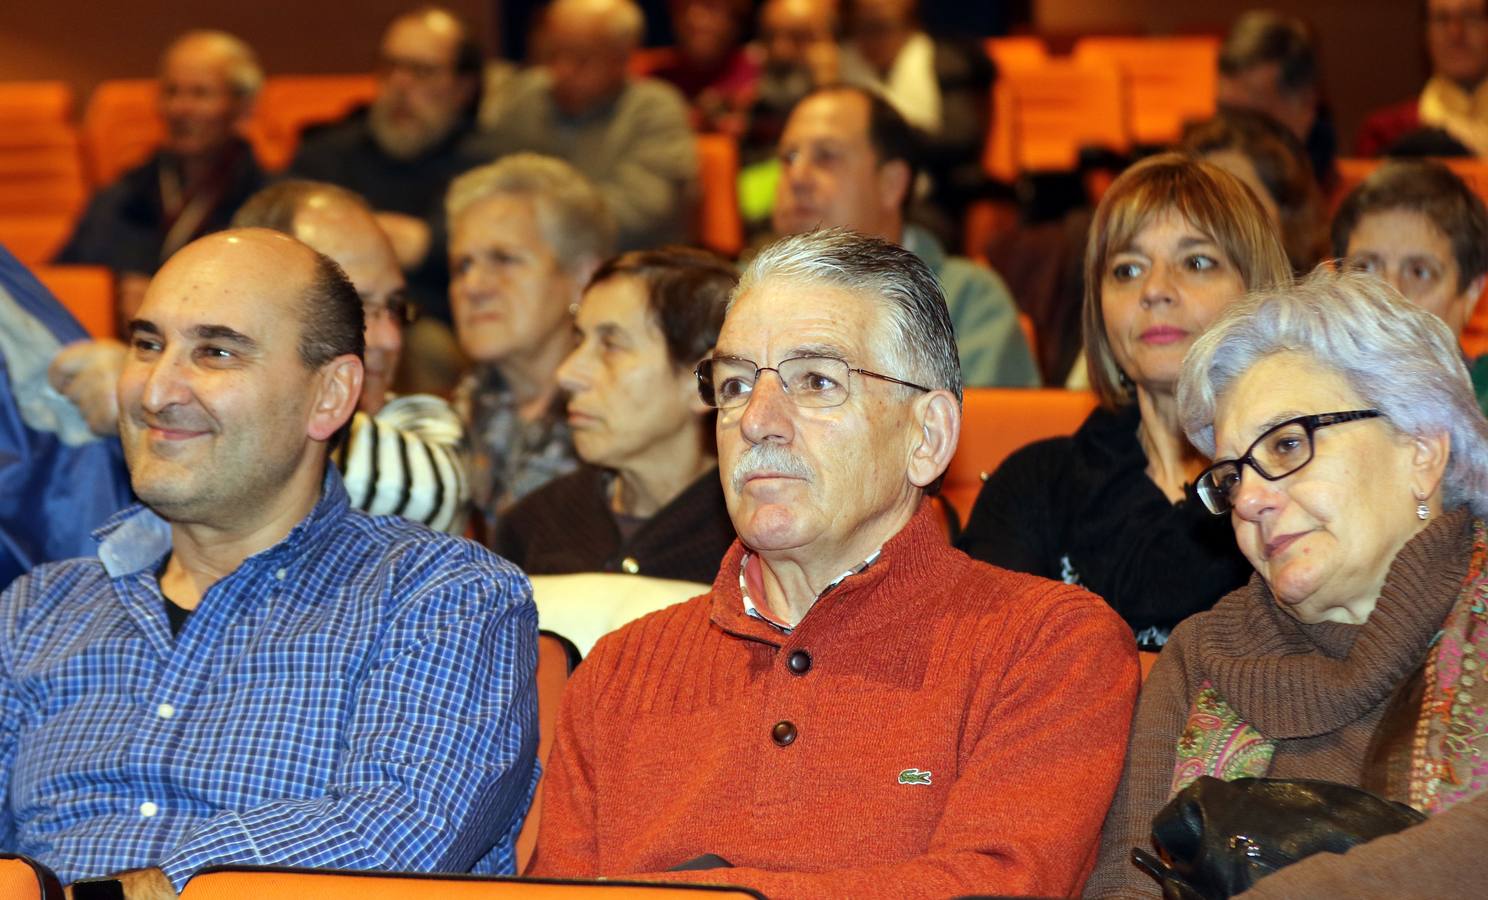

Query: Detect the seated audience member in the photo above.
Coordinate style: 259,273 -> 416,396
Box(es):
1216,10 -> 1336,188
773,85 -> 1038,387
528,228 -> 1139,897
1182,108 -> 1327,274
56,30 -> 267,327
3,229 -> 537,896
0,247 -> 131,590
742,0 -> 840,165
1333,160 -> 1488,416
479,0 -> 698,252
838,0 -> 994,227
49,181 -> 471,533
959,155 -> 1293,649
499,248 -> 737,583
1358,0 -> 1488,156
1088,269 -> 1488,898
446,154 -> 615,535
289,5 -> 484,326
652,0 -> 761,135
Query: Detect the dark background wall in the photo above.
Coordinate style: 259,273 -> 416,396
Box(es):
0,0 -> 1429,155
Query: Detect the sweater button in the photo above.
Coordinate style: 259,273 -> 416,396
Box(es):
786,650 -> 812,675
620,557 -> 640,574
771,720 -> 797,746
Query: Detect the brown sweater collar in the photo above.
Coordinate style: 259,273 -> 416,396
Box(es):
709,500 -> 950,645
1198,507 -> 1475,739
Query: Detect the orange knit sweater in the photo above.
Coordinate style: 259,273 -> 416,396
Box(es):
529,504 -> 1140,898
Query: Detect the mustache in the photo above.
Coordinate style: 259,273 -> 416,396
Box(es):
730,443 -> 815,493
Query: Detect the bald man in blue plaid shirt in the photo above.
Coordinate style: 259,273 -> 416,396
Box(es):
0,230 -> 538,899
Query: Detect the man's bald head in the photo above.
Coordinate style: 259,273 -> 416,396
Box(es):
542,0 -> 644,115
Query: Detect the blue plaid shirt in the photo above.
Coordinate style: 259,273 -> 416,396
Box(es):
0,469 -> 538,889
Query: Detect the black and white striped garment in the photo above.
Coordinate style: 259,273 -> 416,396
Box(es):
337,394 -> 468,533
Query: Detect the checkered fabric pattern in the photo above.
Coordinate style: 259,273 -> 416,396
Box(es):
0,470 -> 538,890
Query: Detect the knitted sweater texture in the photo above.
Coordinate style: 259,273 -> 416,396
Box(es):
530,504 -> 1140,898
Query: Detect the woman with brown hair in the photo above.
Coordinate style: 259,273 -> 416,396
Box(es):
957,154 -> 1293,649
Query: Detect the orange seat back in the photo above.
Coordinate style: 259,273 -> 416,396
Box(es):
0,855 -> 64,900
987,58 -> 1128,179
941,388 -> 1099,523
515,631 -> 581,873
0,124 -> 88,217
1139,651 -> 1160,682
628,47 -> 678,77
32,265 -> 115,339
0,214 -> 77,265
695,134 -> 742,258
180,867 -> 765,898
82,79 -> 163,186
252,74 -> 378,171
984,36 -> 1049,73
1073,37 -> 1218,146
0,81 -> 75,126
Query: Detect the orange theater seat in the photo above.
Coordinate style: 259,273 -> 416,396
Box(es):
32,265 -> 116,339
252,74 -> 377,171
985,57 -> 1128,181
514,631 -> 582,873
0,854 -> 64,900
984,36 -> 1049,73
628,47 -> 678,77
1073,36 -> 1219,147
0,214 -> 77,265
179,867 -> 765,898
0,81 -> 75,127
81,79 -> 163,186
941,388 -> 1099,524
0,124 -> 88,218
695,134 -> 742,258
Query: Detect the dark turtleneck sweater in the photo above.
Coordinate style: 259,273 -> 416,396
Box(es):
1086,507 -> 1488,899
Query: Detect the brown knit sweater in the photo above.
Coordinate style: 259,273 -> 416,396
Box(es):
530,503 -> 1140,899
1085,508 -> 1488,899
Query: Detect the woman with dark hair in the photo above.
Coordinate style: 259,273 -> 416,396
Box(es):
497,247 -> 738,583
957,154 -> 1293,648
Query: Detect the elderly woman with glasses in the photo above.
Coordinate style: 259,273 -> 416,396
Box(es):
1085,268 -> 1488,898
958,154 -> 1293,649
496,247 -> 738,584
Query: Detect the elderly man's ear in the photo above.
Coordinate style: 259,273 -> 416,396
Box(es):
906,391 -> 960,489
307,355 -> 365,442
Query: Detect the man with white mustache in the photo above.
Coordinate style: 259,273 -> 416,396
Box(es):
529,228 -> 1139,898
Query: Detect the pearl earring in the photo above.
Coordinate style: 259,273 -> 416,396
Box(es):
1417,501 -> 1430,521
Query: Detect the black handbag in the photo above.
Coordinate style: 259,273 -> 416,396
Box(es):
1130,775 -> 1427,900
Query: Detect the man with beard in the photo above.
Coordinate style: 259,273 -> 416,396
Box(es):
526,229 -> 1136,897
2,229 -> 537,899
290,5 -> 484,326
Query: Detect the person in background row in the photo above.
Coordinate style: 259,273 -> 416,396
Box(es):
498,247 -> 737,584
0,247 -> 131,592
959,155 -> 1293,649
773,84 -> 1038,387
50,180 -> 471,533
447,153 -> 615,538
1181,108 -> 1328,274
529,228 -> 1137,897
1088,269 -> 1488,898
1216,9 -> 1336,189
1332,158 -> 1488,415
740,0 -> 840,166
56,30 -> 268,330
478,0 -> 698,252
1358,0 -> 1488,156
651,0 -> 760,135
5,229 -> 537,899
291,5 -> 485,396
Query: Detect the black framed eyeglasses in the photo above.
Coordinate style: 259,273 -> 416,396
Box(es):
1195,409 -> 1383,515
694,355 -> 931,410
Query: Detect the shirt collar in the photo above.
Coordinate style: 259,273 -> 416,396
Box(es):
95,466 -> 351,579
738,546 -> 885,633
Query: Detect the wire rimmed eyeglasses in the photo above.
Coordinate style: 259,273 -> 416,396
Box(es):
694,355 -> 931,409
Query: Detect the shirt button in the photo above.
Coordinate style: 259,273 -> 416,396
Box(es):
620,557 -> 640,574
275,568 -> 287,581
156,703 -> 176,719
786,650 -> 812,675
139,801 -> 159,817
771,720 -> 797,746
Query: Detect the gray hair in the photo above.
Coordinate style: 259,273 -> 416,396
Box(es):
1179,267 -> 1488,516
445,153 -> 616,274
165,30 -> 264,102
735,228 -> 962,403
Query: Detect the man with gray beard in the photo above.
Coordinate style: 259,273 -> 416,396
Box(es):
528,228 -> 1139,898
290,5 -> 484,327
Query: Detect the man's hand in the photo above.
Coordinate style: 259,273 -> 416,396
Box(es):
48,338 -> 126,436
374,212 -> 433,271
65,867 -> 177,900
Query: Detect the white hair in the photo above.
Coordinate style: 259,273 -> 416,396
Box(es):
165,30 -> 264,102
1179,266 -> 1488,516
444,153 -> 616,274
